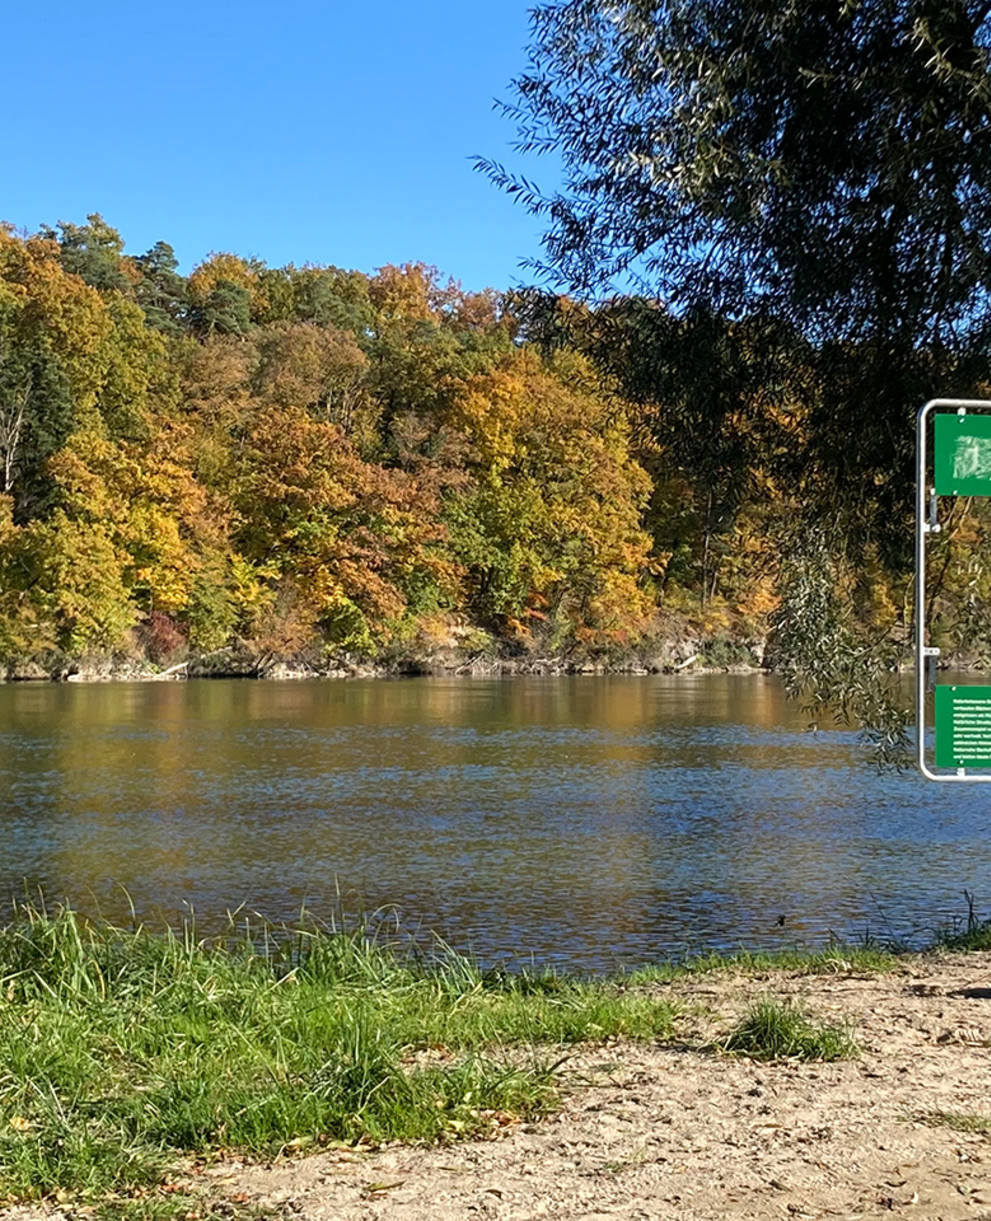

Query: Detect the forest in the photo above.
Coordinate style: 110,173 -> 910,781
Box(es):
0,212 -> 987,683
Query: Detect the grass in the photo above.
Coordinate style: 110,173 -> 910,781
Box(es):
89,1194 -> 282,1220
723,998 -> 857,1062
916,1110 -> 991,1136
932,890 -> 991,952
3,898 -> 988,1213
0,904 -> 676,1209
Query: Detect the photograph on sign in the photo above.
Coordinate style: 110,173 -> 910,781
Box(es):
933,413 -> 991,496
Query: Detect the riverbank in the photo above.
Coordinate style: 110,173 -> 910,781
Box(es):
1,909 -> 989,1220
195,948 -> 991,1221
1,647 -> 763,684
0,618 -> 766,683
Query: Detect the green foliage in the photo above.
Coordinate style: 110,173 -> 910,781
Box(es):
769,528 -> 911,764
132,241 -> 189,335
490,1 -> 991,341
723,998 -> 857,1062
188,278 -> 252,336
42,213 -> 132,295
13,509 -> 136,655
96,295 -> 169,440
0,230 -> 93,518
182,557 -> 238,653
443,347 -> 653,640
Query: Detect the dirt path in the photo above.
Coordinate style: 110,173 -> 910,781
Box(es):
202,951 -> 991,1221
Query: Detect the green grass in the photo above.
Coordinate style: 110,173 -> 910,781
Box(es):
3,899 -> 986,1212
723,998 -> 857,1062
936,923 -> 991,951
932,893 -> 991,951
90,1194 -> 283,1220
916,1110 -> 991,1136
0,905 -> 676,1208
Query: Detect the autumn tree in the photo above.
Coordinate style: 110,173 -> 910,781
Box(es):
256,264 -> 377,334
444,347 -> 653,642
229,405 -> 452,657
252,321 -> 375,441
187,253 -> 261,336
0,229 -> 111,518
510,289 -> 798,605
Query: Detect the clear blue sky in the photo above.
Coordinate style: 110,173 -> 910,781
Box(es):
4,0 -> 555,289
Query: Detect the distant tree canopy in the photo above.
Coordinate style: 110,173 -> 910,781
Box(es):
0,219 -> 668,672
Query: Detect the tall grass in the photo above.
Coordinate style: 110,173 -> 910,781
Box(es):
932,890 -> 991,952
0,905 -> 676,1206
3,896 -> 981,1210
723,997 -> 857,1062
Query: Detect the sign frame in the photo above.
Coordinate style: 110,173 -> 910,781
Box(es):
916,398 -> 991,781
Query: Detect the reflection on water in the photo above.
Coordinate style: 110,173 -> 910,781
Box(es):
1,675 -> 989,971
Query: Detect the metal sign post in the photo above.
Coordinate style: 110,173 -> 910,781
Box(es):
917,398 -> 991,781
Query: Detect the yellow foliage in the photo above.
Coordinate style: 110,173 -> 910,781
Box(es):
188,252 -> 261,307
368,263 -> 438,323
445,347 -> 654,634
0,229 -> 113,421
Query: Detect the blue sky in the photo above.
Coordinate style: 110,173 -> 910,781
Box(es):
4,1 -> 555,289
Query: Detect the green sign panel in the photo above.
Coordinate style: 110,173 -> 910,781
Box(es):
935,685 -> 991,769
934,412 -> 991,495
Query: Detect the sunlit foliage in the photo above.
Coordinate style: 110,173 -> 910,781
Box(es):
0,213 -> 935,683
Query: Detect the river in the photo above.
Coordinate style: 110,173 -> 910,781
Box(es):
1,674 -> 987,971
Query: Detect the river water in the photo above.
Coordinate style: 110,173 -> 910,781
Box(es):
1,674 -> 988,971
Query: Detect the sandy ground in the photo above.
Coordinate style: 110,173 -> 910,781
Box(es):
6,950 -> 991,1220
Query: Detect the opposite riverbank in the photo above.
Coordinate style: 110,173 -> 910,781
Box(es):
0,627 -> 766,683
2,908 -> 990,1220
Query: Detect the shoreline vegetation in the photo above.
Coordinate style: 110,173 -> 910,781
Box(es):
2,636 -> 975,684
2,903 -> 989,1219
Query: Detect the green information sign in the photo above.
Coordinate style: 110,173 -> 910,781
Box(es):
934,685 -> 991,769
934,412 -> 991,496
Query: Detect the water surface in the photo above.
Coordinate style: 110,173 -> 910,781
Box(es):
1,675 -> 987,971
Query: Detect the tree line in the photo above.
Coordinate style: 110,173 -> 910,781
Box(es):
0,216 -> 679,672
1,209 -> 987,685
